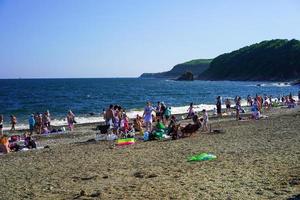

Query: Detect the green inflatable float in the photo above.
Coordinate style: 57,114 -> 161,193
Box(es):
188,153 -> 217,162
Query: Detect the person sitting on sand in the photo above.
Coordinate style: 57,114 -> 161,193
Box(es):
288,96 -> 296,108
201,109 -> 209,132
0,134 -> 10,154
0,114 -> 3,135
181,115 -> 201,137
67,110 -> 76,131
186,103 -> 195,119
133,115 -> 143,132
24,132 -> 36,149
10,115 -> 17,131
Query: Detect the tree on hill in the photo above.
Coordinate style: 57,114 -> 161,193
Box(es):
198,39 -> 300,81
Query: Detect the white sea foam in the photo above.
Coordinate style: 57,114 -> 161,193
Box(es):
4,96 -> 298,131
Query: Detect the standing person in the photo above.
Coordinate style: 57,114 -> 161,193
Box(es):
298,91 -> 300,103
160,102 -> 167,122
187,103 -> 195,119
28,114 -> 35,135
256,94 -> 262,112
43,111 -> 50,129
143,102 -> 155,132
67,110 -> 76,131
0,115 -> 3,135
36,114 -> 43,134
236,96 -> 241,120
225,98 -> 231,113
216,96 -> 222,116
201,109 -> 209,132
155,102 -> 161,121
46,110 -> 51,128
247,95 -> 253,106
112,105 -> 121,135
164,106 -> 172,124
10,115 -> 17,131
104,105 -> 114,126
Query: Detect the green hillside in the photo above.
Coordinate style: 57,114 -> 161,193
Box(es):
198,39 -> 300,81
140,59 -> 212,78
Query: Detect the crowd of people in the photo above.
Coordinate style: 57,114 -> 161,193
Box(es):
1,91 -> 299,154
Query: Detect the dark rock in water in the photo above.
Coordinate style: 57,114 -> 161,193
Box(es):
291,80 -> 300,86
257,84 -> 262,87
176,71 -> 194,81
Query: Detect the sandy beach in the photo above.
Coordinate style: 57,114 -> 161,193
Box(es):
1,107 -> 300,200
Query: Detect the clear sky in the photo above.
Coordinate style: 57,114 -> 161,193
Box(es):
0,0 -> 300,78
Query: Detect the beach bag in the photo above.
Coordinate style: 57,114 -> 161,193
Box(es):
143,132 -> 149,141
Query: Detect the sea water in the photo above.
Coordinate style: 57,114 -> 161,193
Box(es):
0,78 -> 299,130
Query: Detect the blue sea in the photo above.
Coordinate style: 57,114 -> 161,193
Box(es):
0,78 -> 299,129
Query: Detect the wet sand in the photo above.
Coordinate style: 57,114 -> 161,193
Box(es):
1,108 -> 300,200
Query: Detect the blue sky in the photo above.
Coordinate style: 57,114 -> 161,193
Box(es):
0,0 -> 299,78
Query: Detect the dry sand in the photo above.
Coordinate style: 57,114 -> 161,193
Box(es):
1,108 -> 300,200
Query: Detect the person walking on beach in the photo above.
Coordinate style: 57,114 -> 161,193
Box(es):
236,96 -> 241,120
0,115 -> 3,135
67,110 -> 76,131
143,102 -> 155,132
216,96 -> 222,116
202,109 -> 209,132
28,114 -> 35,135
10,115 -> 17,131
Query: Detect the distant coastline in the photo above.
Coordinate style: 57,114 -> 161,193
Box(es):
140,39 -> 300,82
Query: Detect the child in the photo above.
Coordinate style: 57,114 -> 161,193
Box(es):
202,109 -> 209,132
120,114 -> 129,134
